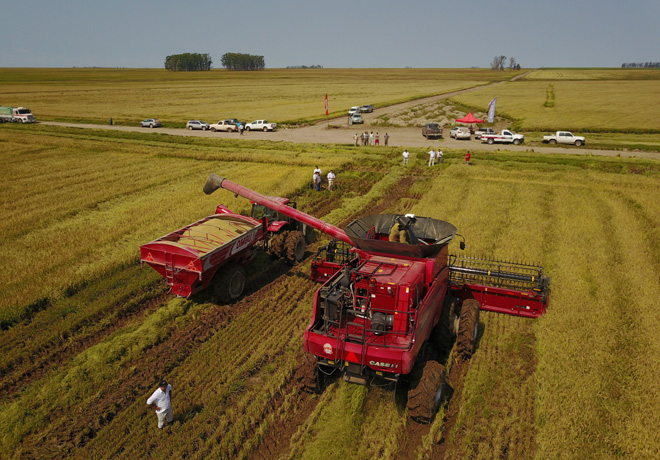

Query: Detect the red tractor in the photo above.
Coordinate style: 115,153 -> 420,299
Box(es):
204,174 -> 550,423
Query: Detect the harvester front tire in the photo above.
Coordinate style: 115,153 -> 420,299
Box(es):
456,299 -> 480,359
285,231 -> 306,262
214,264 -> 246,303
432,295 -> 458,353
269,231 -> 289,258
407,360 -> 446,424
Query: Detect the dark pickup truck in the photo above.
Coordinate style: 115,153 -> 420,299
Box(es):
422,123 -> 443,139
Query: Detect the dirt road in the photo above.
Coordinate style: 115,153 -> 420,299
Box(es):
41,79 -> 660,160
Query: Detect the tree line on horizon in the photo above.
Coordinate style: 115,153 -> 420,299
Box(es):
621,62 -> 660,68
164,53 -> 212,71
491,55 -> 521,71
220,53 -> 265,71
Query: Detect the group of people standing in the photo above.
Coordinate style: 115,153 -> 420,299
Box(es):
313,165 -> 336,191
401,149 -> 471,166
354,131 -> 389,147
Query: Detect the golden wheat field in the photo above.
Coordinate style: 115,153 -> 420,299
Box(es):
1,68 -> 660,460
0,68 -> 515,126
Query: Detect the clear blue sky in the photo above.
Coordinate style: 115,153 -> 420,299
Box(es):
2,0 -> 658,69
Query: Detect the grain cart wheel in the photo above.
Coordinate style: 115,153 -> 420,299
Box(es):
285,231 -> 306,262
456,299 -> 480,359
214,264 -> 246,303
407,360 -> 446,424
269,231 -> 289,258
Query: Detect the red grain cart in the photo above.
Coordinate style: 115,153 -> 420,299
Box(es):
140,207 -> 264,301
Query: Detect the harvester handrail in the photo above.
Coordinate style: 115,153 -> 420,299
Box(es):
204,174 -> 352,244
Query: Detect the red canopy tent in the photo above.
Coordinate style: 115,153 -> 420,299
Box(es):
455,112 -> 484,124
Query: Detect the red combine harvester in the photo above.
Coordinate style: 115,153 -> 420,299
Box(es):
203,173 -> 550,422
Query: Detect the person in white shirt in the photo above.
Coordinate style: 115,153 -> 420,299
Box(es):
428,149 -> 436,167
402,149 -> 410,165
327,170 -> 336,191
147,379 -> 173,429
314,166 -> 322,176
437,149 -> 443,163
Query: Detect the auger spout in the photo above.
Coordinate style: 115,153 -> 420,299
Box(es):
204,174 -> 352,245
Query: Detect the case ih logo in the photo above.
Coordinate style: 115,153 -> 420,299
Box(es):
369,360 -> 399,369
230,231 -> 256,256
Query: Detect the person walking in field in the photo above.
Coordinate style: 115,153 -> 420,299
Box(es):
465,151 -> 471,165
402,149 -> 410,165
147,379 -> 173,430
437,149 -> 443,163
428,149 -> 436,167
384,132 -> 389,146
327,170 -> 336,191
313,172 -> 322,191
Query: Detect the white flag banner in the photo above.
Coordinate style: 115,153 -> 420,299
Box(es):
488,97 -> 496,123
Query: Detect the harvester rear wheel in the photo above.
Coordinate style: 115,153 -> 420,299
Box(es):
407,360 -> 446,424
456,299 -> 480,359
269,231 -> 289,258
285,231 -> 306,262
214,264 -> 246,303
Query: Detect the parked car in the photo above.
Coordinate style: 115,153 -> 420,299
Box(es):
186,120 -> 210,131
139,118 -> 162,128
474,127 -> 495,140
349,114 -> 363,124
348,106 -> 361,116
449,127 -> 459,138
422,123 -> 443,139
453,127 -> 471,140
245,120 -> 277,131
209,120 -> 238,132
361,104 -> 374,113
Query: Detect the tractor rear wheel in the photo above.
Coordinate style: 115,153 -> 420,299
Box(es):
407,360 -> 446,424
456,299 -> 480,359
285,231 -> 306,262
214,264 -> 246,303
269,231 -> 288,258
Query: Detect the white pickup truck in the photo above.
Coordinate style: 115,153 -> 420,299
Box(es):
480,129 -> 524,145
542,131 -> 585,146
